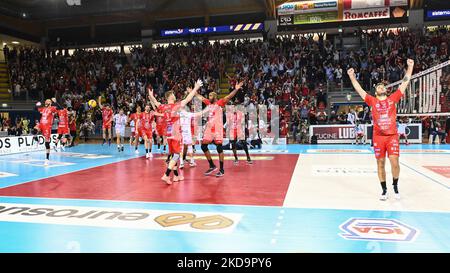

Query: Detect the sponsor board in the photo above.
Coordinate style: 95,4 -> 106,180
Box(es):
340,218 -> 419,242
278,0 -> 338,15
426,9 -> 450,19
0,172 -> 18,179
312,165 -> 377,176
0,134 -> 58,155
343,7 -> 390,21
307,149 -> 370,153
343,0 -> 407,10
423,166 -> 450,178
310,124 -> 422,144
0,203 -> 242,234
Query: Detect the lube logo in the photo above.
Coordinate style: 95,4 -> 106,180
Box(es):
339,218 -> 419,242
66,0 -> 81,6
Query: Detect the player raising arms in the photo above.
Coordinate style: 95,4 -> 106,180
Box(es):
348,58 -> 414,200
137,104 -> 163,159
53,100 -> 71,152
148,80 -> 203,185
113,108 -> 128,152
195,81 -> 244,177
35,98 -> 60,165
98,96 -> 114,146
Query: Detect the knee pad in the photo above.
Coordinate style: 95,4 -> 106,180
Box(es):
201,144 -> 209,152
171,153 -> 180,162
45,142 -> 50,149
216,144 -> 223,154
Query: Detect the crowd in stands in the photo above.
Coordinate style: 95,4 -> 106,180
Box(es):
0,115 -> 30,136
3,26 -> 450,142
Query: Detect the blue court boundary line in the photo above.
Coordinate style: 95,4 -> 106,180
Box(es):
400,162 -> 450,190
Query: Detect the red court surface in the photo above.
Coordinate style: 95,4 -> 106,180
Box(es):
0,154 -> 298,206
423,166 -> 450,178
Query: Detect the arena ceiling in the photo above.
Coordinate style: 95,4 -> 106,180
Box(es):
0,0 -> 280,21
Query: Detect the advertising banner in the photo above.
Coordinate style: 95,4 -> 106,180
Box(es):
0,134 -> 58,155
309,124 -> 422,144
343,7 -> 390,21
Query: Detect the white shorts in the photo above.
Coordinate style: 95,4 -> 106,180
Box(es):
182,130 -> 193,145
115,126 -> 125,136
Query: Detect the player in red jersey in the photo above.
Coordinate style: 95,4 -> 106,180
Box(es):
194,81 -> 244,177
35,97 -> 59,165
348,58 -> 414,201
137,104 -> 163,159
129,105 -> 142,153
98,96 -> 113,146
148,80 -> 203,185
155,108 -> 167,154
53,102 -> 71,151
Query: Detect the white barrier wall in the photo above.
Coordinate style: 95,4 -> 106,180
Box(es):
0,134 -> 58,155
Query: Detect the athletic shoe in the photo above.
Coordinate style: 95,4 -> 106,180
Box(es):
149,152 -> 153,158
233,160 -> 239,165
379,191 -> 388,201
393,185 -> 400,200
146,153 -> 150,159
215,170 -> 224,177
135,149 -> 139,154
173,175 -> 184,182
189,161 -> 197,167
247,159 -> 253,165
118,147 -> 121,152
44,159 -> 49,166
204,166 -> 217,176
161,175 -> 172,185
121,146 -> 124,152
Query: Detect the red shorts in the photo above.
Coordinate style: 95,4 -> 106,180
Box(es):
103,123 -> 111,130
57,127 -> 69,135
39,124 -> 52,142
140,129 -> 152,139
156,125 -> 166,136
373,134 -> 400,159
167,138 -> 181,154
202,134 -> 223,145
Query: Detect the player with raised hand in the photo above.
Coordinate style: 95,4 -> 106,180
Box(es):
348,58 -> 414,200
148,80 -> 203,185
98,96 -> 113,146
35,97 -> 59,165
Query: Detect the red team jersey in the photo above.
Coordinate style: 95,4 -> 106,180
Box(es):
57,109 -> 70,135
101,107 -> 113,129
38,106 -> 58,141
202,98 -> 227,143
139,111 -> 155,139
158,103 -> 182,154
364,89 -> 404,158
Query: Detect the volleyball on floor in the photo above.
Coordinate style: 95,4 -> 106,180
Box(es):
88,100 -> 97,108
